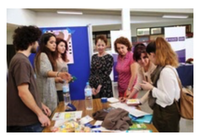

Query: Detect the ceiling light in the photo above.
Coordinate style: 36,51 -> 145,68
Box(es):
57,11 -> 83,15
162,15 -> 188,19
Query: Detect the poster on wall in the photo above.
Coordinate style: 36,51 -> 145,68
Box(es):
164,26 -> 186,63
42,28 -> 75,64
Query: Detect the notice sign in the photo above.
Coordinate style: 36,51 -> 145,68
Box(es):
164,27 -> 186,62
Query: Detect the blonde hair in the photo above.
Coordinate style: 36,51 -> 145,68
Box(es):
155,37 -> 178,67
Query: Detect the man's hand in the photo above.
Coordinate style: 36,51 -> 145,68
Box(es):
41,103 -> 51,117
38,113 -> 51,127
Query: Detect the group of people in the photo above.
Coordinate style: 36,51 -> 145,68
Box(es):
7,26 -> 72,132
7,25 -> 181,132
89,35 -> 181,132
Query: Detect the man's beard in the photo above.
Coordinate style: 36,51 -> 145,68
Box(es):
30,47 -> 37,53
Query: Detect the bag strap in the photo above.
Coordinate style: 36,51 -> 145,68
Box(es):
166,66 -> 182,114
166,66 -> 183,91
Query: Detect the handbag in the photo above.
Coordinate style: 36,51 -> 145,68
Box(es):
169,67 -> 193,120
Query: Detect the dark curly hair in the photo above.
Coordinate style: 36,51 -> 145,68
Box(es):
13,25 -> 42,51
133,43 -> 147,62
114,36 -> 132,53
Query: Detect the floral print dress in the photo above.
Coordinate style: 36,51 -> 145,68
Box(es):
89,54 -> 114,98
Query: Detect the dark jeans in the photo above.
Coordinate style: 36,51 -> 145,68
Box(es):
7,122 -> 43,132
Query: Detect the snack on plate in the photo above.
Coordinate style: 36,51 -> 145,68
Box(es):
51,119 -> 91,132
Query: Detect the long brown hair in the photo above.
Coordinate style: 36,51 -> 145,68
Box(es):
54,37 -> 68,63
154,37 -> 178,67
35,33 -> 57,73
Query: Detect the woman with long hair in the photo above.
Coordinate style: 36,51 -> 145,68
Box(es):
54,37 -> 69,102
140,37 -> 180,132
34,33 -> 71,112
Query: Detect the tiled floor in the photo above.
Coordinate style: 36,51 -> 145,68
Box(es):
113,86 -> 193,132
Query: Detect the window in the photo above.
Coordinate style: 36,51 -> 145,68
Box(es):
137,28 -> 150,36
150,27 -> 163,35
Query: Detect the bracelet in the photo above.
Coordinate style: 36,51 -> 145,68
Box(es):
127,87 -> 131,91
56,72 -> 60,77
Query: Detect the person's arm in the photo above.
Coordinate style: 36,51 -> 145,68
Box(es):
103,55 -> 114,76
96,55 -> 114,94
127,89 -> 139,99
47,71 -> 71,81
88,55 -> 98,95
18,83 -> 50,127
139,91 -> 149,104
126,62 -> 139,96
126,66 -> 144,98
39,53 -> 71,81
55,77 -> 64,83
140,68 -> 179,104
41,103 -> 51,117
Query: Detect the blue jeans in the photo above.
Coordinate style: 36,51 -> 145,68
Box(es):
7,122 -> 44,132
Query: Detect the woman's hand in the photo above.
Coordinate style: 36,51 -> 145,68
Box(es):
140,80 -> 154,91
92,88 -> 97,95
125,90 -> 131,98
119,97 -> 127,103
55,77 -> 64,83
96,85 -> 102,94
59,72 -> 72,82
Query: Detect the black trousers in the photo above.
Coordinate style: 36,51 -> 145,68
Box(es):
57,90 -> 64,102
153,102 -> 180,132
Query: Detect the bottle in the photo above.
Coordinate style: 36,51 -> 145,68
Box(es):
101,97 -> 107,110
84,82 -> 93,110
63,81 -> 71,106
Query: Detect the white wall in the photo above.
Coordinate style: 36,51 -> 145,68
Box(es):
7,9 -> 36,26
36,12 -> 121,27
92,20 -> 193,37
7,31 -> 13,44
185,38 -> 193,59
131,20 -> 193,36
7,9 -> 193,43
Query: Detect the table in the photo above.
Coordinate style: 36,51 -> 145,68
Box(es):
176,64 -> 193,87
43,99 -> 158,132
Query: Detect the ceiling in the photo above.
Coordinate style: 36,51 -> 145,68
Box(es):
27,8 -> 193,18
7,8 -> 193,32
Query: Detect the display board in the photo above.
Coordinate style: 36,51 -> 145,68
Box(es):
29,26 -> 90,100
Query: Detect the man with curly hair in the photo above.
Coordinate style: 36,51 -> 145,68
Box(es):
7,25 -> 51,132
